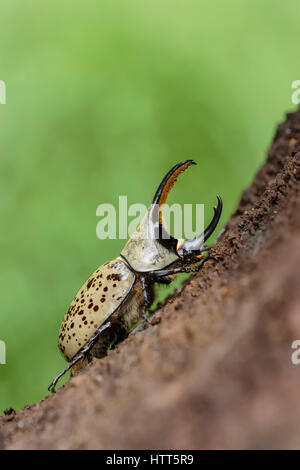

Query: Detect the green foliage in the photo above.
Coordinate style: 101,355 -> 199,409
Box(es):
0,0 -> 299,410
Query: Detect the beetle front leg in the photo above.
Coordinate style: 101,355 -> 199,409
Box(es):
154,277 -> 172,285
148,254 -> 219,280
48,321 -> 111,393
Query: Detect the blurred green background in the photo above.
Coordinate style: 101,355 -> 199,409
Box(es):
0,0 -> 299,411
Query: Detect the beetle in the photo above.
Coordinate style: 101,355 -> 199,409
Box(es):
48,160 -> 222,392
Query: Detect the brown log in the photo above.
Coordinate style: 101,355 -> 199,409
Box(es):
1,110 -> 300,450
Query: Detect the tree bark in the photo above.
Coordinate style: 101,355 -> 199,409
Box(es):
1,110 -> 300,450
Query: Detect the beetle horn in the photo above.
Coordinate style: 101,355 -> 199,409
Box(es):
179,195 -> 223,254
202,195 -> 223,242
121,162 -> 195,272
149,160 -> 196,244
152,160 -> 196,208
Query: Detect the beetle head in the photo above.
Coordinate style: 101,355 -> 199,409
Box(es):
121,160 -> 222,272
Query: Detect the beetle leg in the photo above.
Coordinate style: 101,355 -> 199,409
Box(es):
154,277 -> 172,285
140,276 -> 154,324
48,321 -> 111,393
149,254 -> 219,279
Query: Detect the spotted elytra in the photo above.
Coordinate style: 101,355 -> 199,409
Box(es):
49,160 -> 222,392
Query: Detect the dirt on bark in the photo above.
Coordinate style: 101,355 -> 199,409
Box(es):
1,110 -> 300,450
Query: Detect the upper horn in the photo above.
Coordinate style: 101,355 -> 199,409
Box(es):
148,160 -> 196,245
152,159 -> 196,207
151,160 -> 196,231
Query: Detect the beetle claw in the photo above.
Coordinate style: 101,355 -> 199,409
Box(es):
143,313 -> 152,326
48,359 -> 74,392
48,384 -> 56,394
48,322 -> 111,393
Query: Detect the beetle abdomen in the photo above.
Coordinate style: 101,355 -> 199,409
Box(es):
58,257 -> 135,361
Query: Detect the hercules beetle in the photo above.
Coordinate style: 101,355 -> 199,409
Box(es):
48,160 -> 222,392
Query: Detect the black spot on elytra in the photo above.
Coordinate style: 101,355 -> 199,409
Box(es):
93,305 -> 99,312
107,273 -> 120,281
87,278 -> 94,289
103,286 -> 108,292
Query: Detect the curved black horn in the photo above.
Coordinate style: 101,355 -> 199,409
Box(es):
152,160 -> 196,206
180,195 -> 222,253
203,195 -> 223,243
148,160 -> 196,246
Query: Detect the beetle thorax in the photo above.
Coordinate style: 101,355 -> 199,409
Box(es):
121,209 -> 179,272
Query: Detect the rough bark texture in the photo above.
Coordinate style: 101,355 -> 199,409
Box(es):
1,110 -> 300,450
